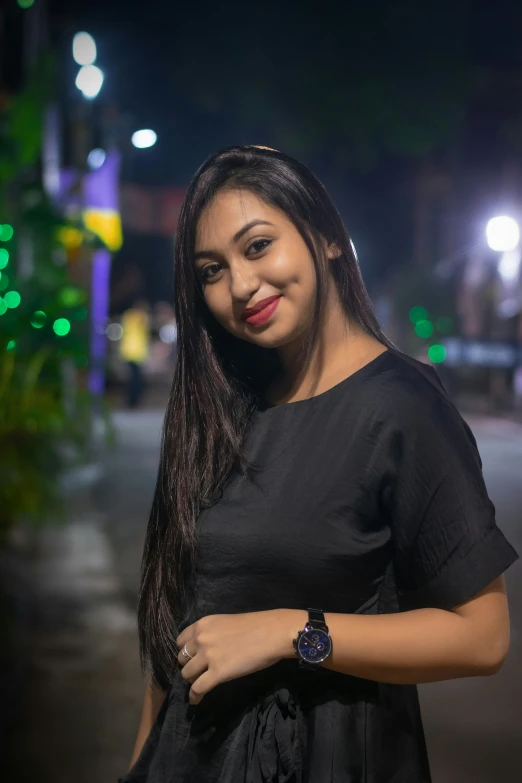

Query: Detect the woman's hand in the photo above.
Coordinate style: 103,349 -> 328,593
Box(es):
176,608 -> 306,705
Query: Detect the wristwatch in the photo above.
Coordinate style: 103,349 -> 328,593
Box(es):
293,608 -> 333,669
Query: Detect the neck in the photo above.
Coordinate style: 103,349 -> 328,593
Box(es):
269,295 -> 383,405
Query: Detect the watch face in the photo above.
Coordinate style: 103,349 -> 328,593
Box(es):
297,628 -> 332,664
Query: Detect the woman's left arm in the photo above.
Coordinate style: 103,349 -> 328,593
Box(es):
320,575 -> 510,684
176,575 -> 510,704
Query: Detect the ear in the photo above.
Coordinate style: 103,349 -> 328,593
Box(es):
326,241 -> 342,260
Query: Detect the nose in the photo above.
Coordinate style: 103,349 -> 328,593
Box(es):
228,259 -> 260,303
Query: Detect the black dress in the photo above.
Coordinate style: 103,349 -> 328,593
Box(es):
120,348 -> 519,783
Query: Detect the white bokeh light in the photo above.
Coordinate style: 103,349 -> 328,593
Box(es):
73,32 -> 97,66
159,323 -> 177,344
486,216 -> 520,252
131,129 -> 157,149
87,148 -> 106,169
498,248 -> 521,281
106,323 -> 123,341
75,65 -> 104,99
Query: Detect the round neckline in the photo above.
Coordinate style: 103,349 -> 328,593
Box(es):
258,348 -> 393,412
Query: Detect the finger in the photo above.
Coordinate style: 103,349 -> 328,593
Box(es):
177,642 -> 197,668
176,623 -> 196,650
179,654 -> 208,684
189,670 -> 216,705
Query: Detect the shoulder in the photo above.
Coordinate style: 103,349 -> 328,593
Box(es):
365,350 -> 474,445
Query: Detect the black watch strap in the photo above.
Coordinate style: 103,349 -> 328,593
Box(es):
307,608 -> 328,631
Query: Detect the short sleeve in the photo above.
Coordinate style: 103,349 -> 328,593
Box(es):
382,389 -> 519,612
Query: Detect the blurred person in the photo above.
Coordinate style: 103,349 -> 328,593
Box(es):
119,299 -> 150,408
121,146 -> 518,783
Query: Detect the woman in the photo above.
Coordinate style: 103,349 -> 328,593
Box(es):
121,145 -> 518,783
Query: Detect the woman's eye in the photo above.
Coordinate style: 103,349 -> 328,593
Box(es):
247,239 -> 271,255
199,263 -> 223,283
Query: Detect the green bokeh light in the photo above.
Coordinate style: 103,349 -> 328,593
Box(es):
60,286 -> 85,307
7,340 -> 16,351
0,249 -> 9,269
428,344 -> 447,363
17,0 -> 35,8
31,310 -> 47,328
0,224 -> 14,241
415,319 -> 433,338
0,298 -> 6,316
409,306 -> 428,324
53,318 -> 71,336
4,291 -> 21,309
0,272 -> 9,291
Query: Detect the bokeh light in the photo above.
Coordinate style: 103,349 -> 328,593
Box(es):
0,249 -> 9,269
17,0 -> 35,7
87,148 -> 106,169
4,291 -> 21,309
106,322 -> 123,341
0,298 -> 7,316
428,344 -> 447,363
415,319 -> 434,338
73,32 -> 97,66
131,129 -> 157,149
0,224 -> 14,241
409,306 -> 428,324
159,323 -> 177,343
53,318 -> 71,336
60,287 -> 85,307
31,311 -> 47,328
6,340 -> 16,351
486,216 -> 520,252
75,65 -> 104,99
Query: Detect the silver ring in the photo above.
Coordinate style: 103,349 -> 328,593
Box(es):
181,644 -> 193,662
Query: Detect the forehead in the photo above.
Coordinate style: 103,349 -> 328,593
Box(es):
195,189 -> 284,248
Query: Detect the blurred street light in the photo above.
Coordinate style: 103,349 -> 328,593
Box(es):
486,216 -> 520,252
87,148 -> 107,169
131,129 -> 157,149
73,32 -> 97,66
75,65 -> 104,99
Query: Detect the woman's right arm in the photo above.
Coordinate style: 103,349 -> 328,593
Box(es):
127,676 -> 167,771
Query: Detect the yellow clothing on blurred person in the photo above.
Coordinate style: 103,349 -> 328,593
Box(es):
120,308 -> 150,364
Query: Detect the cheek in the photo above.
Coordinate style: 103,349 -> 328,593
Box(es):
203,288 -> 236,330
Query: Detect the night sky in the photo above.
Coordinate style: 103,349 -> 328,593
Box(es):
44,0 -> 522,305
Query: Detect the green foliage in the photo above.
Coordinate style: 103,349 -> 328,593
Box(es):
0,349 -> 90,544
0,53 -> 56,199
0,52 -> 94,543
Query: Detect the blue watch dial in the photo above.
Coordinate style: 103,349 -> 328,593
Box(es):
297,627 -> 332,663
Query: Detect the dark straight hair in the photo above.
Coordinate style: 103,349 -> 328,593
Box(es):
138,145 -> 395,690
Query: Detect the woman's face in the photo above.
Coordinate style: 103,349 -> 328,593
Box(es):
194,188 -> 335,348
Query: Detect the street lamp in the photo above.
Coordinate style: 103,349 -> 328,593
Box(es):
486,216 -> 520,252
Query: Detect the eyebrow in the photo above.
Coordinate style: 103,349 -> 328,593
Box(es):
194,219 -> 275,263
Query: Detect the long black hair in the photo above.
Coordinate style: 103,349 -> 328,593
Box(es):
138,145 -> 395,690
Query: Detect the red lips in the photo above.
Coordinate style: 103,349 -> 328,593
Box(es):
241,295 -> 281,320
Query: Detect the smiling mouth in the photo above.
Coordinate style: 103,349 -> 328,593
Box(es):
241,295 -> 282,320
242,296 -> 282,326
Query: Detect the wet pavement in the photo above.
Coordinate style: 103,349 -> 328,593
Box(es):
3,407 -> 522,782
